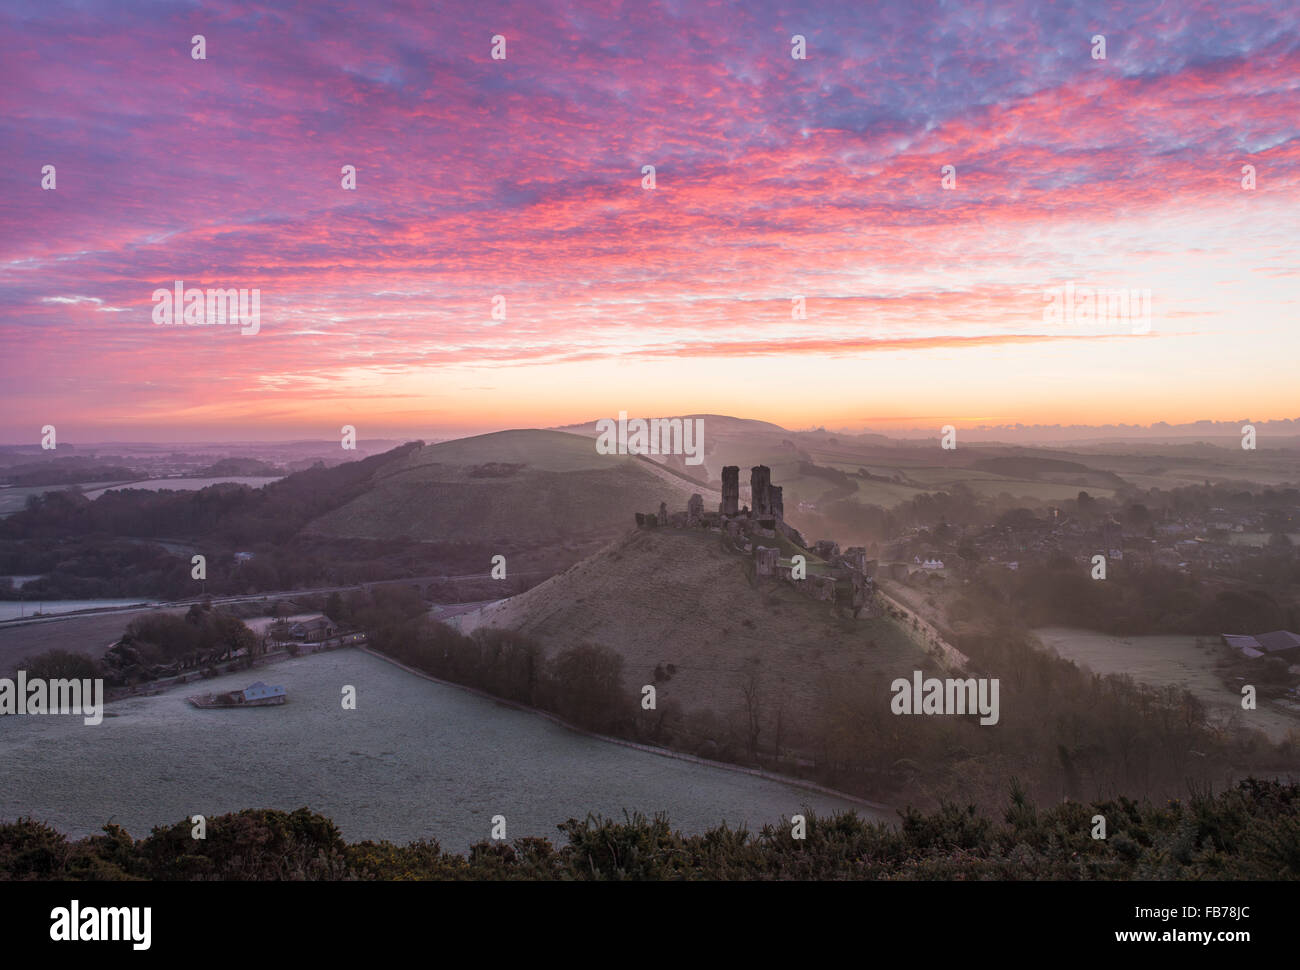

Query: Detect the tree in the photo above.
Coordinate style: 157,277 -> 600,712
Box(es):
1125,503 -> 1151,530
125,613 -> 201,661
739,659 -> 763,761
544,643 -> 627,733
324,591 -> 345,623
18,649 -> 101,682
205,613 -> 258,662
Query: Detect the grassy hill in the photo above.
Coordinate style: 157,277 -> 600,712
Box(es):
556,414 -> 787,438
457,527 -> 930,732
302,430 -> 714,545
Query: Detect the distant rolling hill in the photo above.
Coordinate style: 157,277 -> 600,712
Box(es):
302,429 -> 715,545
456,527 -> 931,737
971,455 -> 1128,491
549,416 -> 1151,513
555,413 -> 788,438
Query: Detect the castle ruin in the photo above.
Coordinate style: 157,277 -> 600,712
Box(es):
634,464 -> 879,617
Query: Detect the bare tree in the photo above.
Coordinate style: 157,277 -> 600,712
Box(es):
739,658 -> 763,762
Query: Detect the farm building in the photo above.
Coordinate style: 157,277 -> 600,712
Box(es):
1222,631 -> 1300,660
289,616 -> 338,642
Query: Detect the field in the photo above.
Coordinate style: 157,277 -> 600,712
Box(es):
1033,627 -> 1300,743
0,481 -> 134,516
81,476 -> 282,498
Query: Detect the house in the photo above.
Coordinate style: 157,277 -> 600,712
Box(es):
289,616 -> 338,643
242,682 -> 286,703
921,558 -> 945,570
1222,631 -> 1300,661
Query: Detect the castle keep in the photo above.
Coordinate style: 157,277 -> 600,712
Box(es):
635,464 -> 878,617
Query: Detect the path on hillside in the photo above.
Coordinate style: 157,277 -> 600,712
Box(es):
874,580 -> 972,673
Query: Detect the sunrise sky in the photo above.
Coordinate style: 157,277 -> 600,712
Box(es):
1,0 -> 1297,443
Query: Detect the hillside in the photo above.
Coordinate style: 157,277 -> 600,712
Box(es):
302,430 -> 716,545
555,414 -> 788,438
455,527 -> 931,732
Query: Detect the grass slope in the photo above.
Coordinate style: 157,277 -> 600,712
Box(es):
460,527 -> 928,719
303,430 -> 708,544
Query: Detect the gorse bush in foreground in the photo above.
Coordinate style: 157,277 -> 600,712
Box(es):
1,780 -> 1296,881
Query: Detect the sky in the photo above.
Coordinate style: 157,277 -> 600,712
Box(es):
1,0 -> 1297,444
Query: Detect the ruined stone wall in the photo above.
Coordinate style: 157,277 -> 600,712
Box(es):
687,493 -> 703,524
721,465 -> 739,516
750,465 -> 772,517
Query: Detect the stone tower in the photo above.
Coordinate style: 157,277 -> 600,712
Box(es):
751,465 -> 772,517
721,466 -> 739,516
770,484 -> 783,521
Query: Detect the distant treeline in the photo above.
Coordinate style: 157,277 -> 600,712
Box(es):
0,532 -> 504,602
1,457 -> 141,487
2,443 -> 422,545
3,779 -> 1296,880
354,586 -> 636,736
192,458 -> 284,477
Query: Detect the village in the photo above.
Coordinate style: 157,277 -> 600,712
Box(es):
866,497 -> 1300,688
871,499 -> 1300,580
